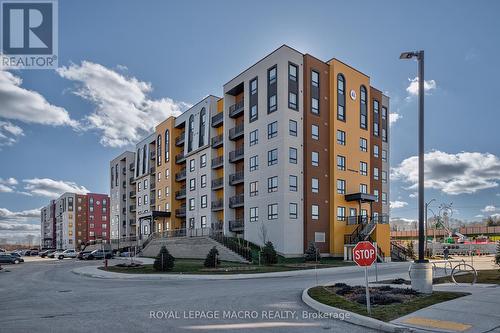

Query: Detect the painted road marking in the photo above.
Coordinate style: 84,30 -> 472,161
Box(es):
402,317 -> 472,331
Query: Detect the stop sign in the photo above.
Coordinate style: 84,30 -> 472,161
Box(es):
353,241 -> 377,266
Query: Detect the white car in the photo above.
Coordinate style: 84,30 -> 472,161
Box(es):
58,249 -> 77,259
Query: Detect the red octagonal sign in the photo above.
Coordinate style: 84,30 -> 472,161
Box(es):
353,241 -> 377,267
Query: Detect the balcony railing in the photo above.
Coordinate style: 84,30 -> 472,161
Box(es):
176,152 -> 186,164
122,207 -> 126,214
129,176 -> 135,184
122,167 -> 126,175
129,162 -> 135,171
129,190 -> 136,198
175,168 -> 186,181
150,151 -> 156,160
211,134 -> 223,148
175,187 -> 186,200
175,131 -> 185,146
229,171 -> 244,185
150,198 -> 156,206
175,207 -> 186,218
211,155 -> 223,169
122,194 -> 126,202
229,219 -> 244,232
211,177 -> 223,190
129,205 -> 136,212
229,147 -> 244,163
211,111 -> 223,127
229,100 -> 244,118
346,215 -> 369,225
229,123 -> 244,140
211,199 -> 224,211
229,194 -> 244,208
150,181 -> 156,189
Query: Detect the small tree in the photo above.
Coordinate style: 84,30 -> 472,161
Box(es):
204,246 -> 221,268
304,242 -> 320,262
495,241 -> 500,267
153,246 -> 175,272
261,241 -> 278,265
406,241 -> 415,260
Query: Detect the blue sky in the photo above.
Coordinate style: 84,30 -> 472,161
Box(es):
1,0 -> 500,240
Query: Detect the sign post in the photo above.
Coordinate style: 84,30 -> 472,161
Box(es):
353,241 -> 377,315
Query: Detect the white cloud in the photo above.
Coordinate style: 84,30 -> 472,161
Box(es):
475,214 -> 484,218
482,205 -> 497,213
0,177 -> 18,193
390,201 -> 409,209
57,61 -> 190,147
392,150 -> 500,195
406,77 -> 436,98
22,178 -> 89,198
0,120 -> 24,147
0,70 -> 78,127
409,192 -> 418,198
0,207 -> 41,240
389,112 -> 402,126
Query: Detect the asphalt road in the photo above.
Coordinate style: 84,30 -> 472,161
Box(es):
0,259 -> 411,333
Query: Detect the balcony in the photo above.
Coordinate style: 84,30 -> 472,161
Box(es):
229,123 -> 244,140
175,207 -> 186,218
122,194 -> 126,202
150,198 -> 156,206
229,100 -> 244,118
211,199 -> 224,211
346,215 -> 369,225
212,220 -> 223,231
129,176 -> 135,185
211,134 -> 223,148
129,205 -> 136,213
211,177 -> 223,190
150,151 -> 156,160
229,171 -> 244,185
129,162 -> 135,171
129,190 -> 136,198
229,219 -> 244,232
122,167 -> 126,175
122,207 -> 126,214
211,155 -> 223,169
229,147 -> 244,163
229,194 -> 244,208
175,132 -> 185,146
175,187 -> 186,200
122,180 -> 126,189
150,181 -> 156,190
150,166 -> 156,174
176,152 -> 186,164
175,168 -> 186,181
211,112 -> 223,127
129,219 -> 136,226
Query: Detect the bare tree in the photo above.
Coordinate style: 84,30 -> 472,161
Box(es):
25,234 -> 35,247
259,223 -> 268,245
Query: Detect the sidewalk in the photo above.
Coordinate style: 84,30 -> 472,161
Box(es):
392,283 -> 500,333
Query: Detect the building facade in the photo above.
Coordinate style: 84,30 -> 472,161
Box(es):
40,200 -> 56,249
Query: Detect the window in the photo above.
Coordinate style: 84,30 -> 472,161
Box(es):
289,120 -> 297,136
165,129 -> 170,162
249,155 -> 258,171
201,174 -> 207,188
382,149 -> 387,162
188,115 -> 195,152
311,70 -> 319,87
189,159 -> 195,172
268,149 -> 278,166
311,97 -> 319,114
250,181 -> 258,197
165,203 -> 170,211
382,192 -> 387,205
268,66 -> 277,84
267,121 -> 278,139
201,195 -> 207,209
289,147 -> 297,164
382,128 -> 387,142
189,198 -> 195,210
312,205 -> 319,220
289,92 -> 297,110
250,129 -> 258,146
158,172 -> 162,182
360,162 -> 368,176
374,167 -> 379,180
268,176 -> 278,192
337,74 -> 345,121
165,186 -> 169,196
374,189 -> 379,202
289,63 -> 297,81
250,104 -> 258,122
337,179 -> 345,194
360,184 -> 368,194
144,179 -> 148,189
337,155 -> 345,170
315,232 -> 325,243
201,216 -> 207,228
349,208 -> 357,217
250,78 -> 257,95
289,175 -> 297,192
382,106 -> 387,121
200,154 -> 207,168
250,78 -> 258,122
360,85 -> 367,129
138,197 -> 142,206
198,108 -> 206,147
189,178 -> 195,191
289,203 -> 298,219
268,94 -> 277,113
158,189 -> 162,198
312,178 -> 319,193
337,130 -> 345,145
189,218 -> 194,229
157,134 -> 162,166
250,207 -> 258,222
268,204 -> 278,220
144,194 -> 148,205
360,138 -> 367,152
166,169 -> 169,178
373,100 -> 379,136
374,145 -> 379,158
312,125 -> 319,140
337,206 -> 346,221
382,171 -> 388,183
312,151 -> 319,166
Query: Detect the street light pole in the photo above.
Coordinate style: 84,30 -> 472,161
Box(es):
424,198 -> 436,257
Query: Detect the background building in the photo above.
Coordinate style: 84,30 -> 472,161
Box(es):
40,200 -> 56,249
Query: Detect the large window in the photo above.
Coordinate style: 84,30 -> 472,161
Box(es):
268,66 -> 277,84
360,138 -> 367,152
157,134 -> 162,166
337,155 -> 345,170
268,121 -> 278,139
311,70 -> 319,87
289,63 -> 297,81
165,129 -> 169,162
199,108 -> 206,147
250,129 -> 258,146
360,85 -> 367,129
250,78 -> 258,95
201,195 -> 207,208
268,66 -> 277,113
373,100 -> 379,136
312,151 -> 319,167
312,178 -> 319,193
289,147 -> 297,164
373,167 -> 379,180
268,149 -> 278,166
289,120 -> 297,136
250,207 -> 258,222
249,78 -> 258,122
337,179 -> 345,194
337,206 -> 346,221
312,205 -> 319,220
360,161 -> 368,176
337,130 -> 345,145
249,155 -> 258,172
312,125 -> 319,140
268,176 -> 278,192
250,181 -> 258,197
311,97 -> 319,114
289,175 -> 297,192
268,204 -> 278,220
188,115 -> 195,152
337,74 -> 345,121
289,203 -> 298,219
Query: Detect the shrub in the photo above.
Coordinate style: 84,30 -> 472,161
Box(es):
406,242 -> 415,259
204,246 -> 221,268
392,288 -> 418,295
392,278 -> 407,285
261,241 -> 278,265
335,286 -> 353,296
304,242 -> 320,262
379,285 -> 392,291
333,283 -> 348,288
153,246 -> 175,272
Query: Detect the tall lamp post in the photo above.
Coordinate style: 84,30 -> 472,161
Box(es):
400,50 -> 433,293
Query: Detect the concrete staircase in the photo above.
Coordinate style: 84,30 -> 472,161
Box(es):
141,236 -> 249,263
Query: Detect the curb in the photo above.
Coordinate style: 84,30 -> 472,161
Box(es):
301,287 -> 415,333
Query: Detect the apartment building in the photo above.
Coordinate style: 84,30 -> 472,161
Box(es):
44,192 -> 110,250
40,200 -> 56,248
110,151 -> 137,240
111,45 -> 390,259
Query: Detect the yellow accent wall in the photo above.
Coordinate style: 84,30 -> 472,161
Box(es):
372,223 -> 390,257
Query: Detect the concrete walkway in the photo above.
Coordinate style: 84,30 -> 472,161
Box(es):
391,283 -> 500,333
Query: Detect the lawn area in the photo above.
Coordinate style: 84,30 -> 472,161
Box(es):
308,286 -> 469,322
433,269 -> 500,285
99,259 -> 349,275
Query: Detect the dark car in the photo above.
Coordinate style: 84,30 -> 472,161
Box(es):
30,250 -> 39,256
83,249 -> 113,260
39,249 -> 56,258
0,253 -> 24,264
77,251 -> 92,260
23,250 -> 31,256
10,252 -> 22,259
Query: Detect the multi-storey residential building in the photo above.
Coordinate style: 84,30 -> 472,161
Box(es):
45,192 -> 110,250
110,151 -> 137,240
40,200 -> 56,249
111,45 -> 390,259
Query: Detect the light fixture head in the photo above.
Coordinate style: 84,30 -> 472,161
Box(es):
400,51 -> 418,60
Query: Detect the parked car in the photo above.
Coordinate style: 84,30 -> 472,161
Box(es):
77,251 -> 92,260
23,250 -> 31,256
0,253 -> 24,264
83,249 -> 113,260
48,250 -> 64,259
58,249 -> 77,259
39,249 -> 56,258
10,252 -> 22,259
30,250 -> 39,256
0,248 -> 5,252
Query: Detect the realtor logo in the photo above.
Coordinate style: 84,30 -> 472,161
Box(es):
1,0 -> 58,69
